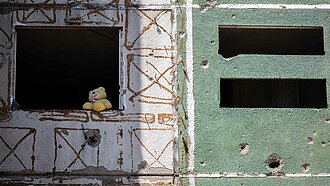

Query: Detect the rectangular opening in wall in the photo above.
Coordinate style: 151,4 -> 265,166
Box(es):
16,27 -> 120,110
218,26 -> 325,58
220,79 -> 327,108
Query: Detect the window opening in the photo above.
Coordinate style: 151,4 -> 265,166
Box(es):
219,26 -> 325,58
220,79 -> 327,108
16,27 -> 120,110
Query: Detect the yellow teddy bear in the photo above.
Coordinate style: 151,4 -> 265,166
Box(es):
82,87 -> 112,111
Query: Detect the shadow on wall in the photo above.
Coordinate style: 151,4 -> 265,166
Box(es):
1,4 -> 175,184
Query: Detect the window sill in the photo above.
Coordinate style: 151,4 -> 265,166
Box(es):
20,109 -> 155,124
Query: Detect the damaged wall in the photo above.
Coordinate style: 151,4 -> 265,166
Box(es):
0,0 -> 177,185
178,0 -> 330,185
2,0 -> 330,185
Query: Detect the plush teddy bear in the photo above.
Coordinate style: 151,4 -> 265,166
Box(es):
82,87 -> 112,111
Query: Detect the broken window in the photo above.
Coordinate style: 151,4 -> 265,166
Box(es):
15,27 -> 120,110
219,25 -> 325,58
220,79 -> 327,108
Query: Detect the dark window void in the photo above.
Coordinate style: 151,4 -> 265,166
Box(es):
220,79 -> 327,108
16,27 -> 120,110
219,26 -> 325,58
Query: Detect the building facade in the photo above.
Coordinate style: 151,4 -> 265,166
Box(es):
1,0 -> 330,185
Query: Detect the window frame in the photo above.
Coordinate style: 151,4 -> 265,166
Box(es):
12,26 -> 125,112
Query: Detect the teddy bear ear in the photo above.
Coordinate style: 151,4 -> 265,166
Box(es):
98,87 -> 105,91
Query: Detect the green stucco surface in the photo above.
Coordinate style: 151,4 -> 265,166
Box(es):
195,0 -> 330,4
195,178 -> 330,186
193,8 -> 330,174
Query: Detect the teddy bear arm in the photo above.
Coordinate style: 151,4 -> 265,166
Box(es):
101,99 -> 112,109
83,102 -> 93,110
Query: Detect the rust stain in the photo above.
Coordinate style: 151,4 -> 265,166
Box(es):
133,128 -> 173,169
149,138 -> 174,167
53,128 -> 101,172
179,132 -> 189,168
0,28 -> 12,49
177,112 -> 186,129
116,126 -> 124,145
124,9 -> 173,50
146,61 -> 171,85
129,126 -> 134,172
0,53 -> 12,121
117,151 -> 124,171
158,113 -> 175,126
7,52 -> 12,112
31,127 -> 36,172
0,127 -> 36,170
0,97 -> 11,121
27,110 -> 89,122
97,145 -> 100,167
82,8 -> 120,25
127,54 -> 176,104
117,126 -> 124,143
90,111 -> 155,123
16,8 -> 56,24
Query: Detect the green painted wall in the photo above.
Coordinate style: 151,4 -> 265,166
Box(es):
176,1 -> 330,184
192,8 -> 330,175
195,178 -> 330,186
193,9 -> 330,173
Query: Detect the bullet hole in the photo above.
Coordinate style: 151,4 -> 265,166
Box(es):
239,143 -> 249,155
321,141 -> 326,147
157,27 -> 162,34
138,160 -> 148,170
58,144 -> 62,149
326,118 -> 330,123
149,50 -> 154,56
200,161 -> 206,166
231,14 -> 237,19
201,60 -> 209,69
84,130 -> 101,148
210,40 -> 215,45
269,160 -> 280,169
307,137 -> 314,144
266,153 -> 284,175
301,163 -> 310,173
209,149 -> 212,153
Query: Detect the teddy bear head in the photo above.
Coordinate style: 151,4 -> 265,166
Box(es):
88,87 -> 107,102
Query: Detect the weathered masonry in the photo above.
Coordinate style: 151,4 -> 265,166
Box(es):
1,0 -> 330,185
0,0 -> 177,185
